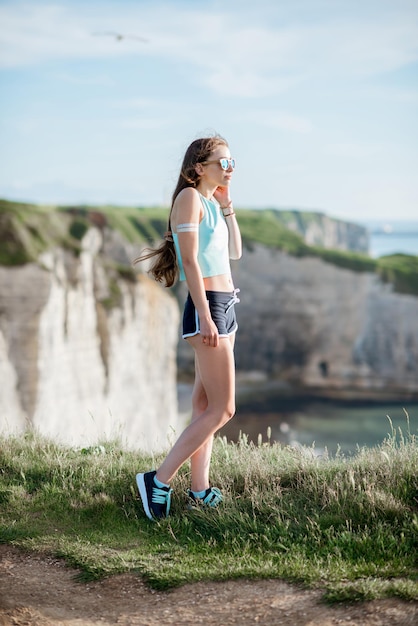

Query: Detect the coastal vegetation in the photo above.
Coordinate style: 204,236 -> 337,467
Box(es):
2,199 -> 416,603
0,425 -> 416,602
1,198 -> 417,295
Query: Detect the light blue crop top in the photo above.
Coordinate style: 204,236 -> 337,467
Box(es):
173,193 -> 230,282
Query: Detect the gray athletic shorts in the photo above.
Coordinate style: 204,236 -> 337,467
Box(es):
182,289 -> 240,339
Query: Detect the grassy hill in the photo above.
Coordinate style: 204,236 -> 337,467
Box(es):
1,199 -> 417,296
0,427 -> 416,602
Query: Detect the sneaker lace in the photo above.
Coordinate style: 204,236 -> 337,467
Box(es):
152,485 -> 172,508
203,487 -> 223,507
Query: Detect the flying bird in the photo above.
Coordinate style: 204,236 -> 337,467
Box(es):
92,31 -> 149,43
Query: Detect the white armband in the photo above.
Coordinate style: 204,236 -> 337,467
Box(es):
177,223 -> 199,233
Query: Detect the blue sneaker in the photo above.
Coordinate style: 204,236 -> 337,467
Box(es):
136,471 -> 172,520
188,487 -> 223,508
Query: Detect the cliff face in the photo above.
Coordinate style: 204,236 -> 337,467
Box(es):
1,200 -> 417,453
274,210 -> 369,253
0,228 -> 180,451
231,246 -> 418,398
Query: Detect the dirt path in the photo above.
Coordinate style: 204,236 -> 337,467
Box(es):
0,545 -> 416,626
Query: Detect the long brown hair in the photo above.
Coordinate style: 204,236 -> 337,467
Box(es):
133,134 -> 228,287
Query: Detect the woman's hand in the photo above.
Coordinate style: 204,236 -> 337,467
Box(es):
213,186 -> 231,209
199,315 -> 219,348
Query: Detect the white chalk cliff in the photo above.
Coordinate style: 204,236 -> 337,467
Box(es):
1,211 -> 417,451
0,228 -> 181,451
232,246 -> 418,399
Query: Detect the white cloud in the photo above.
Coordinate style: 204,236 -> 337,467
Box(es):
0,2 -> 150,67
1,1 -> 418,98
1,1 -> 417,220
0,4 -> 86,67
326,20 -> 418,76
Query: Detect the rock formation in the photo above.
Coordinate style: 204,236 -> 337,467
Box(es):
0,228 -> 181,451
274,210 -> 369,252
232,246 -> 418,399
1,202 -> 417,452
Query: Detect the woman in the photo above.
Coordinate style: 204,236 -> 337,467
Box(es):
134,134 -> 242,520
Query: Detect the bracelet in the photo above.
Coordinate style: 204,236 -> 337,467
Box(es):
223,211 -> 235,218
220,200 -> 233,211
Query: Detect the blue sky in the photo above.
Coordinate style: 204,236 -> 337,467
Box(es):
1,0 -> 417,223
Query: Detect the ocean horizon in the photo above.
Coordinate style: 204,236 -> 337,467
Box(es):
361,220 -> 418,258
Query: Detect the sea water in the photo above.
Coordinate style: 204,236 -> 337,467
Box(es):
220,394 -> 418,456
363,220 -> 418,258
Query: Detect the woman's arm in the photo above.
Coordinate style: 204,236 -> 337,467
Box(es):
213,186 -> 242,260
172,188 -> 220,347
222,204 -> 242,260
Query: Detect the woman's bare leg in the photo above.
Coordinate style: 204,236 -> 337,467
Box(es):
189,357 -> 211,492
156,335 -> 235,485
190,334 -> 236,492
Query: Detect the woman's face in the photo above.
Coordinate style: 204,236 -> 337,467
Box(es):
199,144 -> 235,187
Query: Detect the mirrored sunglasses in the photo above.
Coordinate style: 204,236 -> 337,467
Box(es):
202,158 -> 236,171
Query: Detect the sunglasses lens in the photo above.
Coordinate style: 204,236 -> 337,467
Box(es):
219,158 -> 235,170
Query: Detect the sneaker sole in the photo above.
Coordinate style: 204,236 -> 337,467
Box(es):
136,473 -> 154,521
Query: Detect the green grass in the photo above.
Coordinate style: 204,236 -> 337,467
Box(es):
0,198 -> 75,265
0,425 -> 417,603
376,254 -> 418,296
59,204 -> 168,245
1,199 -> 418,295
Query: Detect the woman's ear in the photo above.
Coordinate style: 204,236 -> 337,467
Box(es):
195,163 -> 204,176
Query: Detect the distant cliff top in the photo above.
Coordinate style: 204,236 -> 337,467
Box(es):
255,207 -> 369,253
1,199 -> 417,295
